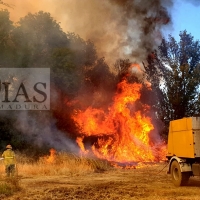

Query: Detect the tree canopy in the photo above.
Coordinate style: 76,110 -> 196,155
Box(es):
144,30 -> 200,137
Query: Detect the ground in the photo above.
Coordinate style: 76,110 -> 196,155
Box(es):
2,163 -> 200,200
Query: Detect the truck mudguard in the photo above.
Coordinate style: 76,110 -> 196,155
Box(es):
168,156 -> 192,173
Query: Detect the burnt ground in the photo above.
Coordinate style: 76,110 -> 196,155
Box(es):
3,163 -> 200,200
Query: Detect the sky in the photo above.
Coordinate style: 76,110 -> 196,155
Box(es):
163,0 -> 200,41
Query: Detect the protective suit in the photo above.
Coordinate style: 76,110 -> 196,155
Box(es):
2,145 -> 16,177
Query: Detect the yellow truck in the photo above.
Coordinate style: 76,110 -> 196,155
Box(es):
166,117 -> 200,186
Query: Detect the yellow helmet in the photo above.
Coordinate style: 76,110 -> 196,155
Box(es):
6,144 -> 12,149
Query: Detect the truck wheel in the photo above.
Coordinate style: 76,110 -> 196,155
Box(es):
171,160 -> 190,186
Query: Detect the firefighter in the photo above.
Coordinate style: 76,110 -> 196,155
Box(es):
2,144 -> 16,177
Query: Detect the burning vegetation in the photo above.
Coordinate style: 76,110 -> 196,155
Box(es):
71,66 -> 166,165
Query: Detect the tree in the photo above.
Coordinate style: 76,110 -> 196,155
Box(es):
0,0 -> 14,9
144,30 -> 200,137
0,9 -> 14,67
12,11 -> 69,68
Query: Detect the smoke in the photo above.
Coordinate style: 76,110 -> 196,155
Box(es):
13,111 -> 79,153
4,0 -> 172,65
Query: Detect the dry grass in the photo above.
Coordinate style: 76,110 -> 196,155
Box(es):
1,152 -> 200,200
3,162 -> 200,200
0,151 -> 112,198
0,151 -> 112,177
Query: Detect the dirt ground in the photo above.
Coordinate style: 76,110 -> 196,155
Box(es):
3,163 -> 200,200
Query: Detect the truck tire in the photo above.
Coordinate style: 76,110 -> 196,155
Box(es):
171,160 -> 190,186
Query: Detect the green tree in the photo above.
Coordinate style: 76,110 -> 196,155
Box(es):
50,33 -> 98,98
0,9 -> 14,67
144,30 -> 200,137
12,11 -> 68,68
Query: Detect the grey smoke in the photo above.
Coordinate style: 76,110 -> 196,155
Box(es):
14,111 -> 79,153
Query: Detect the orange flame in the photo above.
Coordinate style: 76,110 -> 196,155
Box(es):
72,78 -> 166,164
76,137 -> 89,154
45,148 -> 56,163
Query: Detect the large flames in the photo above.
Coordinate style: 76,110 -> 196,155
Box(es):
72,72 -> 166,164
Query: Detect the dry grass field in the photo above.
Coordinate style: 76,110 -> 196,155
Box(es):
0,152 -> 200,200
